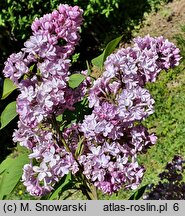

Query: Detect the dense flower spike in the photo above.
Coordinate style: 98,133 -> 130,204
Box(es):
80,35 -> 180,193
2,4 -> 181,197
79,142 -> 145,193
3,4 -> 85,195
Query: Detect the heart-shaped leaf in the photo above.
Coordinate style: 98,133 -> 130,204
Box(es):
0,101 -> 17,129
1,78 -> 17,100
92,35 -> 123,71
0,153 -> 29,199
68,74 -> 86,89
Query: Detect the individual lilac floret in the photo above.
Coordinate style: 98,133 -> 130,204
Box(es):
3,52 -> 29,84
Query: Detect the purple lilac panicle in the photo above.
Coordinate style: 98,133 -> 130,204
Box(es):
80,35 -> 180,194
3,4 -> 84,196
3,4 -> 181,197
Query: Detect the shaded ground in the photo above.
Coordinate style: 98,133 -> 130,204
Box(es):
134,0 -> 185,42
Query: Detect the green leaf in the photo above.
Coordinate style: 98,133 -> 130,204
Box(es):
62,97 -> 91,127
91,35 -> 123,70
129,184 -> 148,200
68,74 -> 86,89
0,101 -> 17,130
0,14 -> 5,26
103,35 -> 123,62
0,157 -> 14,175
49,173 -> 74,200
1,78 -> 17,100
91,53 -> 104,70
0,153 -> 29,199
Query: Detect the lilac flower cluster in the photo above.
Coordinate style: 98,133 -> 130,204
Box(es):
2,3 -> 181,197
3,4 -> 87,196
79,35 -> 181,194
